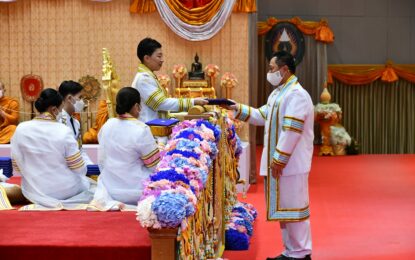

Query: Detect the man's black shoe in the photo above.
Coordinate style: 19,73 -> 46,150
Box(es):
266,255 -> 290,260
266,254 -> 311,260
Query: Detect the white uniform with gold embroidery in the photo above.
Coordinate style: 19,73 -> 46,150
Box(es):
59,109 -> 93,165
88,117 -> 160,211
10,114 -> 94,210
132,64 -> 194,123
235,75 -> 313,258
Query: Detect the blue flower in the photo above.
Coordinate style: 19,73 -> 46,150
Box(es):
176,139 -> 200,150
175,129 -> 202,141
152,193 -> 188,228
167,149 -> 200,159
235,218 -> 253,236
225,228 -> 250,250
150,169 -> 190,185
196,120 -> 221,141
169,157 -> 189,168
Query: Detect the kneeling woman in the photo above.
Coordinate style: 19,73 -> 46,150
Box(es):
11,89 -> 94,210
89,87 -> 160,211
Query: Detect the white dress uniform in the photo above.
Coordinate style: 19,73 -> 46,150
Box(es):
11,112 -> 94,210
132,64 -> 194,122
234,75 -> 314,258
59,109 -> 93,165
88,115 -> 161,211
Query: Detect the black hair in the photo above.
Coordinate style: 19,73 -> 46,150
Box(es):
137,38 -> 162,63
115,87 -> 141,115
34,88 -> 63,113
58,80 -> 83,98
273,51 -> 296,74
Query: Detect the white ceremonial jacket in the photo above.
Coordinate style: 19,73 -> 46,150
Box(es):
235,75 -> 314,176
11,113 -> 94,209
132,64 -> 194,123
59,109 -> 93,165
88,116 -> 161,211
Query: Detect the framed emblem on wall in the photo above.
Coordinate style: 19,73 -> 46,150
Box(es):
265,22 -> 305,65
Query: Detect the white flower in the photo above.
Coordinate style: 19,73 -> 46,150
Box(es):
136,196 -> 161,229
330,125 -> 351,145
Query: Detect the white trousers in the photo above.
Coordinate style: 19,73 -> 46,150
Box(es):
265,176 -> 312,258
281,219 -> 312,258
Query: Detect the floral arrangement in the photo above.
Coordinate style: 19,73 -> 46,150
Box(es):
137,119 -> 221,229
225,117 -> 242,159
172,64 -> 188,80
314,103 -> 341,114
204,64 -> 220,78
220,72 -> 238,88
330,125 -> 352,146
225,202 -> 257,250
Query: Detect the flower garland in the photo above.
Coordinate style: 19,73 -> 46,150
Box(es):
172,64 -> 188,80
204,64 -> 220,78
220,72 -> 238,88
137,119 -> 221,229
225,202 -> 258,250
156,73 -> 171,95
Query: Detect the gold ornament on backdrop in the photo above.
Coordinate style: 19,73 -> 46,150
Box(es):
102,48 -> 121,118
79,75 -> 101,132
172,64 -> 187,96
79,75 -> 101,102
156,73 -> 171,97
204,64 -> 220,98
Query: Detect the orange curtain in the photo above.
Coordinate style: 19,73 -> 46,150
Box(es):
130,0 -> 257,14
328,63 -> 415,85
257,17 -> 334,43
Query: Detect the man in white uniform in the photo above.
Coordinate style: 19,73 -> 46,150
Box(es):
132,38 -> 207,122
58,80 -> 93,165
228,51 -> 313,260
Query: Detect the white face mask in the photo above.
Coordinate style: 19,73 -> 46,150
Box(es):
73,99 -> 85,113
267,70 -> 283,86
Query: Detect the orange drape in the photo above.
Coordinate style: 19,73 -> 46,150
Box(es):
130,0 -> 257,14
257,17 -> 334,43
328,63 -> 415,85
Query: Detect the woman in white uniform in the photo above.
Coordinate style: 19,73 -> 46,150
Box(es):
88,87 -> 161,211
11,88 -> 94,210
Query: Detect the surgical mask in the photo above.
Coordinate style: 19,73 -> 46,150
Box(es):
267,70 -> 283,86
73,99 -> 85,113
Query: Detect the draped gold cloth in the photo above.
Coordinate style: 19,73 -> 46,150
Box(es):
164,0 -> 224,25
257,17 -> 334,43
130,0 -> 256,16
328,63 -> 415,85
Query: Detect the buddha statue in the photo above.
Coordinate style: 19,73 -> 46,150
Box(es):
188,53 -> 205,80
